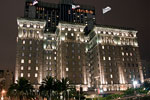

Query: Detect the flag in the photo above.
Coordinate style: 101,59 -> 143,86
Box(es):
102,6 -> 111,14
33,0 -> 38,5
72,5 -> 80,9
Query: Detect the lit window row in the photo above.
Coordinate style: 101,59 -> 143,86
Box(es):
20,73 -> 38,77
22,40 -> 33,45
21,59 -> 32,64
61,27 -> 84,32
103,57 -> 111,60
122,52 -> 133,56
21,66 -> 38,71
96,31 -> 135,37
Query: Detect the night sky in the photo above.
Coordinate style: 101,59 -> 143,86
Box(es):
0,0 -> 149,71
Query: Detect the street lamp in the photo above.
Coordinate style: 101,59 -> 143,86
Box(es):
67,89 -> 70,100
1,90 -> 6,100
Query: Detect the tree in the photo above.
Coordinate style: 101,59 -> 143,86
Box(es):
142,81 -> 150,90
39,76 -> 54,100
7,77 -> 35,100
61,78 -> 69,100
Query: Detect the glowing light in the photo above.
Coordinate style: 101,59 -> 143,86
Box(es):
19,24 -> 23,27
68,28 -> 71,31
33,25 -> 36,28
80,28 -> 84,32
74,28 -> 77,31
61,27 -> 65,30
61,37 -> 65,41
40,26 -> 44,28
27,24 -> 30,27
133,81 -> 138,88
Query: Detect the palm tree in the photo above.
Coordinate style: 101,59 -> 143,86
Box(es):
39,76 -> 54,100
7,77 -> 35,100
53,79 -> 62,100
61,78 -> 69,100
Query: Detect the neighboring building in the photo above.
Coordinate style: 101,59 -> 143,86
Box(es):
86,25 -> 144,91
0,70 -> 14,90
141,60 -> 150,79
24,0 -> 95,32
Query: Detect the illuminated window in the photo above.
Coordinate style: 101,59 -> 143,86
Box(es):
108,57 -> 111,60
21,66 -> 24,70
74,28 -> 77,31
130,53 -> 132,56
103,31 -> 106,34
28,60 -> 31,64
68,28 -> 71,31
122,52 -> 124,56
80,28 -> 83,32
28,66 -> 31,70
66,68 -> 69,71
52,37 -> 54,40
108,32 -> 111,35
36,67 -> 38,71
124,69 -> 127,72
28,73 -> 30,77
35,73 -> 38,77
54,57 -> 56,60
106,81 -> 108,84
23,40 -> 25,44
110,74 -> 113,78
29,41 -> 32,44
21,59 -> 24,63
61,27 -> 65,30
71,33 -> 74,36
54,52 -> 56,54
111,81 -> 113,84
122,58 -> 125,61
27,24 -> 30,27
103,57 -> 106,60
46,56 -> 49,60
102,46 -> 105,49
126,53 -> 128,56
78,56 -> 80,59
21,73 -> 23,77
65,33 -> 68,36
33,25 -> 36,28
49,62 -> 51,65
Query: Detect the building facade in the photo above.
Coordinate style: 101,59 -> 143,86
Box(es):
15,0 -> 144,92
0,70 -> 14,90
142,60 -> 150,80
15,18 -> 46,87
56,22 -> 88,91
86,26 -> 144,91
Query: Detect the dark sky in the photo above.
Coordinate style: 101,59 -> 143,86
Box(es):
0,0 -> 149,71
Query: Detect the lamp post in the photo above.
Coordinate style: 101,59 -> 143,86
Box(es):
67,89 -> 70,100
1,90 -> 6,100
